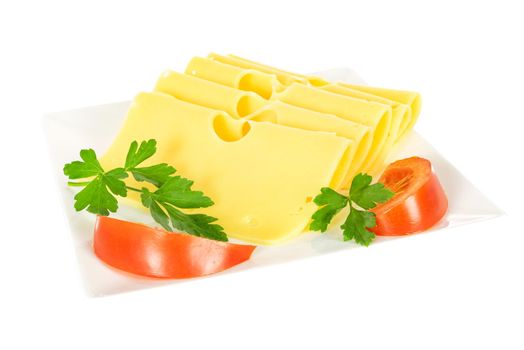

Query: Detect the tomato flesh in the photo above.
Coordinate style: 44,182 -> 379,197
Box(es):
93,216 -> 256,278
371,157 -> 448,236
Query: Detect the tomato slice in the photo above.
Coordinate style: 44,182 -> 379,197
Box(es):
93,216 -> 256,278
371,157 -> 448,236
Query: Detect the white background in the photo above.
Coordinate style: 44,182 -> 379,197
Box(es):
1,1 -> 523,349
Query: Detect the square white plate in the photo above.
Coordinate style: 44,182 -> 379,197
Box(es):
44,68 -> 503,297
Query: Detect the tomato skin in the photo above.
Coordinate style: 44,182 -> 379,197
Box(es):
371,158 -> 448,236
93,216 -> 256,279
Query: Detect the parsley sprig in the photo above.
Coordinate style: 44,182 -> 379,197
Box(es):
310,173 -> 394,246
64,139 -> 227,241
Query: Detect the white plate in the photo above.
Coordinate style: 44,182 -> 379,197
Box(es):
43,68 -> 503,297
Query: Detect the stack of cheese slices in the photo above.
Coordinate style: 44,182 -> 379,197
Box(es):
101,54 -> 421,245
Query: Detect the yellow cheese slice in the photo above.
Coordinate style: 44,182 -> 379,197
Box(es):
100,92 -> 352,245
224,54 -> 330,88
185,57 -> 284,99
319,84 -> 404,174
306,76 -> 329,87
276,83 -> 393,173
321,84 -> 411,141
155,71 -> 267,118
212,54 -> 421,139
339,83 -> 421,134
208,53 -> 308,86
247,101 -> 372,187
155,70 -> 368,182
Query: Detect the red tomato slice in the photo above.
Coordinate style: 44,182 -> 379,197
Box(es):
371,157 -> 448,236
93,216 -> 256,278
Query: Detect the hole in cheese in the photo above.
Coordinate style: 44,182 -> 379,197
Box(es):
213,114 -> 251,142
236,94 -> 266,118
238,72 -> 274,99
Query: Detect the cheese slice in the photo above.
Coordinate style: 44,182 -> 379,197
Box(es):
208,53 -> 308,86
223,54 -> 330,87
212,53 -> 420,140
185,57 -> 284,99
100,92 -> 352,245
321,84 -> 411,141
276,83 -> 393,173
338,83 -> 421,134
319,84 -> 407,174
156,70 -> 369,182
155,71 -> 267,118
247,101 -> 372,186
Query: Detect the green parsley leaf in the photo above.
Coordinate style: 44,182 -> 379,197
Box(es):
102,168 -> 128,197
164,205 -> 227,242
349,173 -> 372,195
310,173 -> 394,246
63,149 -> 103,179
154,176 -> 214,209
341,209 -> 376,246
130,163 -> 176,187
140,189 -> 172,231
350,173 -> 394,210
310,188 -> 348,232
124,139 -> 157,170
140,187 -> 227,241
73,177 -> 119,215
64,148 -> 128,215
65,139 -> 228,241
125,140 -> 176,187
313,187 -> 348,207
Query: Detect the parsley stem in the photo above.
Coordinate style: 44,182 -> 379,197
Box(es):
67,181 -> 90,187
126,186 -> 142,193
68,181 -> 142,194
